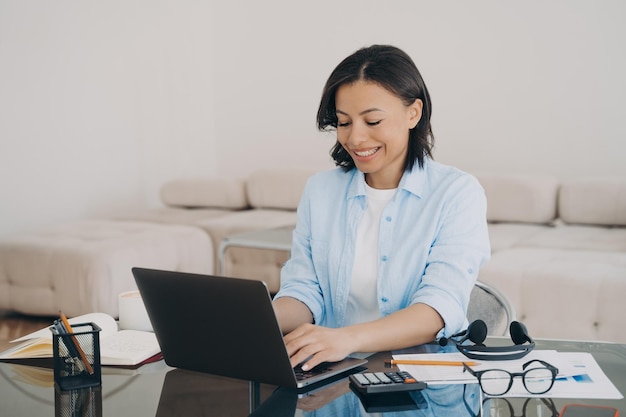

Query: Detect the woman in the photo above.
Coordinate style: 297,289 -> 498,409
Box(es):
273,45 -> 490,372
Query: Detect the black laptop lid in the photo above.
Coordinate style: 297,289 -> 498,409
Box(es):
132,267 -> 299,387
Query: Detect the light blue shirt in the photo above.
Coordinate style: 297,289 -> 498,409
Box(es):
274,158 -> 491,338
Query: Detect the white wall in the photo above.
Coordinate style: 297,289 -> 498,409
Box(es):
0,1 -> 219,237
1,1 -> 625,238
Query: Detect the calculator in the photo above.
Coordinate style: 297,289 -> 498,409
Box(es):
349,371 -> 427,394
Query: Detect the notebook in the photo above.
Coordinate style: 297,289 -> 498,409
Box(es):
132,267 -> 367,389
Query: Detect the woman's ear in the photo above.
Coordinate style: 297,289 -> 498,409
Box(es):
408,99 -> 423,129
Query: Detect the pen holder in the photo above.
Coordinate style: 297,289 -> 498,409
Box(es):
51,322 -> 102,390
54,386 -> 102,417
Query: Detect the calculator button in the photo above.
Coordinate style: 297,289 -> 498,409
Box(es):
352,373 -> 370,385
374,372 -> 393,383
398,371 -> 416,383
364,373 -> 382,384
385,372 -> 404,383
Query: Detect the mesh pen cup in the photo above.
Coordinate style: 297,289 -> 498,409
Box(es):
51,322 -> 102,390
54,386 -> 102,417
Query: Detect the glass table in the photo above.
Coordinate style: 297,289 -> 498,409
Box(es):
1,338 -> 624,416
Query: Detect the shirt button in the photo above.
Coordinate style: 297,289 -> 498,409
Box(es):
381,297 -> 388,303
385,216 -> 392,222
381,255 -> 388,262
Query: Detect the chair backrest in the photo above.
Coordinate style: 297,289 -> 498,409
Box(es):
467,281 -> 516,336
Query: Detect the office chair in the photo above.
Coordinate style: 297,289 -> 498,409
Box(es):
467,281 -> 516,336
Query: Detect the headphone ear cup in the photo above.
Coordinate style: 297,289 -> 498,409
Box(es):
466,320 -> 488,345
510,321 -> 531,345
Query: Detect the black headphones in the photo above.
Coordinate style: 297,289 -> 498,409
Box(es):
438,320 -> 535,361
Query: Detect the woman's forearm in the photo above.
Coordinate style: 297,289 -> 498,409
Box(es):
273,296 -> 314,334
345,303 -> 444,353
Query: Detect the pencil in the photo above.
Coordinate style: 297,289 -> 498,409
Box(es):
384,359 -> 478,366
59,311 -> 95,375
53,320 -> 86,373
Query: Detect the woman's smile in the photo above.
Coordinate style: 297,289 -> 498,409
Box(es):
352,147 -> 381,159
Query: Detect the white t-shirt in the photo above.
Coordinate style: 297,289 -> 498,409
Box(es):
344,184 -> 396,326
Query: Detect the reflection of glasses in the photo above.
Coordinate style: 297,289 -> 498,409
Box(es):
463,359 -> 558,396
483,397 -> 558,417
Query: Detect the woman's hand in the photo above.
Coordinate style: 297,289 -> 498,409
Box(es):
283,323 -> 357,371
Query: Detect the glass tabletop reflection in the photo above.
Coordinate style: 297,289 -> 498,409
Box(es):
1,338 -> 624,417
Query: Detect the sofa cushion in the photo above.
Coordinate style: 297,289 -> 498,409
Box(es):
160,178 -> 248,209
559,178 -> 626,226
516,224 -> 626,253
475,174 -> 559,224
488,223 -> 552,252
246,169 -> 317,210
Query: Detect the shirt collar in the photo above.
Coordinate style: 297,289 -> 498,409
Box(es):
346,170 -> 366,199
400,159 -> 428,198
346,158 -> 429,200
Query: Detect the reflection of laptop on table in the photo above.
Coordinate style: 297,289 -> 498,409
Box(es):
156,368 -> 298,417
132,267 -> 367,389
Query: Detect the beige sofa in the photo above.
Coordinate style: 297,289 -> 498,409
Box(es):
1,169 -> 624,344
121,170 -> 626,343
0,170 -> 311,318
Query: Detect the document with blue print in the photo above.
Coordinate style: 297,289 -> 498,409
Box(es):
393,350 -> 622,399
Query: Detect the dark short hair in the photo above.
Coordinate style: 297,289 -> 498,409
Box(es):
316,45 -> 434,172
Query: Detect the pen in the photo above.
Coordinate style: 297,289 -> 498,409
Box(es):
59,311 -> 95,375
53,320 -> 86,373
384,359 -> 479,366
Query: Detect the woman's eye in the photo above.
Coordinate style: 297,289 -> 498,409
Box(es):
367,120 -> 382,126
337,121 -> 351,128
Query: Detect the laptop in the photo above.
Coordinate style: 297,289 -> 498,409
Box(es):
132,267 -> 367,389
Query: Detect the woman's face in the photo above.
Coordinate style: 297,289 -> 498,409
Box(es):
335,80 -> 422,189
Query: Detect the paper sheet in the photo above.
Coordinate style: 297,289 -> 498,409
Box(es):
393,350 -> 623,400
530,352 -> 623,400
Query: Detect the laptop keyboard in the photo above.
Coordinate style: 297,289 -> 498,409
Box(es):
294,362 -> 331,381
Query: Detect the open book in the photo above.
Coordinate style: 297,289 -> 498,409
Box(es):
0,312 -> 161,367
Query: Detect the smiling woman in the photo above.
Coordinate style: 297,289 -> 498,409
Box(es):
272,45 -> 491,372
334,81 -> 422,189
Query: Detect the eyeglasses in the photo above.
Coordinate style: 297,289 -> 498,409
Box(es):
463,359 -> 558,396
